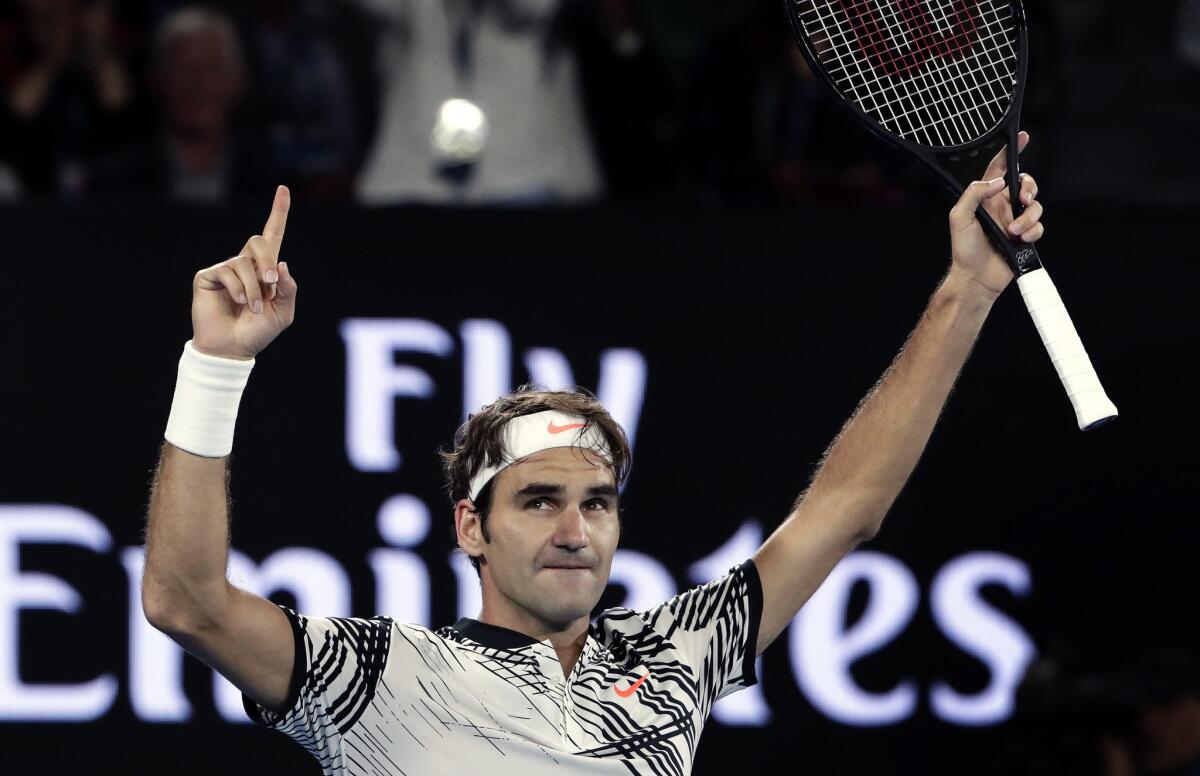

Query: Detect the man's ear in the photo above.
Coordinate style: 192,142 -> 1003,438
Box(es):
454,498 -> 486,560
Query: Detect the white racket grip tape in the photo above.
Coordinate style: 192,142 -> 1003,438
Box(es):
164,339 -> 256,457
1016,268 -> 1117,430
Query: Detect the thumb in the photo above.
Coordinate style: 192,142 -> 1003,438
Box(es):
949,177 -> 1005,231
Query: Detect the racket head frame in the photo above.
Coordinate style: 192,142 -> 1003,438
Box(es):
783,0 -> 1041,275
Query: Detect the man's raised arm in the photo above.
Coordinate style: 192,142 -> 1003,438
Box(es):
141,186 -> 300,712
751,134 -> 1045,655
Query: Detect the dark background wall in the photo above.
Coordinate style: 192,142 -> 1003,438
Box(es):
1,199 -> 1194,774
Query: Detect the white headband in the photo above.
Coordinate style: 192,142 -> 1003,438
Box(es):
467,410 -> 612,501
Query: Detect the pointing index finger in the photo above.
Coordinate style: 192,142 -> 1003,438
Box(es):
263,185 -> 290,245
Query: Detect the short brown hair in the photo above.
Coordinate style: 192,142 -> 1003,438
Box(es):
440,385 -> 632,572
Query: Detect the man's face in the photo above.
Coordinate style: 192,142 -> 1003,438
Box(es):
473,447 -> 620,629
158,31 -> 242,136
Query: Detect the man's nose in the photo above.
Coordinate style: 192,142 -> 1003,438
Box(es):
552,505 -> 588,551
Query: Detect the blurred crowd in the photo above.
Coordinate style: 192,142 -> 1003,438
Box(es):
999,648 -> 1200,776
0,0 -> 1197,206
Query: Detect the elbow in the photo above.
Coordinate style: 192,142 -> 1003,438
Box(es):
141,578 -> 226,639
855,519 -> 884,545
141,583 -> 186,636
852,495 -> 895,545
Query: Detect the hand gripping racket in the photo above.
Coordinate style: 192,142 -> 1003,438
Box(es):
784,0 -> 1117,430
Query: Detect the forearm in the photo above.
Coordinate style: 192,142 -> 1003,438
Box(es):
142,445 -> 235,633
797,268 -> 994,539
752,169 -> 1041,655
143,338 -> 256,631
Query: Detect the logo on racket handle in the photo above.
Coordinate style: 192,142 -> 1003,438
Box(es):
833,0 -> 980,79
1015,247 -> 1037,271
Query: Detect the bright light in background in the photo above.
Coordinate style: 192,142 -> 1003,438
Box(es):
431,98 -> 489,163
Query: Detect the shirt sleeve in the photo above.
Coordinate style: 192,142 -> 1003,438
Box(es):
639,558 -> 763,706
242,606 -> 393,764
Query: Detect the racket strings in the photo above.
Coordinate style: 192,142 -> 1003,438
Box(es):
847,0 -> 979,78
835,0 -> 1013,143
835,1 -> 1014,108
830,0 -> 1013,142
792,0 -> 1019,147
853,1 -> 1015,135
822,0 -> 1014,142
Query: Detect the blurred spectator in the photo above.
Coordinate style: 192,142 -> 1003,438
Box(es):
681,2 -> 907,206
0,159 -> 20,199
88,6 -> 278,202
241,0 -> 361,199
1047,1 -> 1200,206
1000,649 -> 1200,776
1128,650 -> 1200,775
0,0 -> 136,196
1179,0 -> 1200,70
563,0 -> 677,199
349,0 -> 602,204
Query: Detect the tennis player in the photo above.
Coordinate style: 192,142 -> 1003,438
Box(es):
143,134 -> 1044,776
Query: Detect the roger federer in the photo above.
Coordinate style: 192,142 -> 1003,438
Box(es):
143,134 -> 1044,775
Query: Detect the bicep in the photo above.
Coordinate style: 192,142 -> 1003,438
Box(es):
751,504 -> 865,655
172,586 -> 296,714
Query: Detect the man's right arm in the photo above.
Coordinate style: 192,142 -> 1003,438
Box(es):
142,185 -> 299,714
142,443 -> 295,712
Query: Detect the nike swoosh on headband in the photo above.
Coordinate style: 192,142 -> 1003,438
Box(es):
466,411 -> 611,501
547,421 -> 587,434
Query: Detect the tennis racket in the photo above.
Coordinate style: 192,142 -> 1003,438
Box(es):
783,0 -> 1117,430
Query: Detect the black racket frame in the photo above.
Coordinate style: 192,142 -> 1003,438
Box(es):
783,0 -> 1043,277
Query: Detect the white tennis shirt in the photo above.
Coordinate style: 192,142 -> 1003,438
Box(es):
244,559 -> 763,776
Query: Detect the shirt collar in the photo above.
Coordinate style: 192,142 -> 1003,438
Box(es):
452,617 -> 542,649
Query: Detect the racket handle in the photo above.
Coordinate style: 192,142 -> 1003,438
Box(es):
1015,268 -> 1118,430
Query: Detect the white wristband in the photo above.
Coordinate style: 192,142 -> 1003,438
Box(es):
164,340 -> 256,457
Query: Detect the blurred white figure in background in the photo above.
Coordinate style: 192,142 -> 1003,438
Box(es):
350,0 -> 602,204
1179,0 -> 1200,69
0,163 -> 21,201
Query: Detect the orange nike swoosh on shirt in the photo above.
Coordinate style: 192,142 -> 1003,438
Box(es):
547,421 -> 587,434
614,673 -> 649,698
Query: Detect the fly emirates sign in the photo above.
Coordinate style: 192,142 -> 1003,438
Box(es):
0,318 -> 1035,728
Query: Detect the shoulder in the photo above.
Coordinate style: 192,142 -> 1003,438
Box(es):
282,610 -> 397,669
593,560 -> 762,639
385,620 -> 477,659
293,609 -> 397,635
590,605 -> 661,651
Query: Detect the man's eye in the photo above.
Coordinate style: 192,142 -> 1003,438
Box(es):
585,499 -> 611,511
527,498 -> 551,510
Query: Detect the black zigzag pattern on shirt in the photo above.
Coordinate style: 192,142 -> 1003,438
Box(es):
661,564 -> 756,702
660,566 -> 755,713
294,613 -> 392,737
246,611 -> 394,776
314,615 -> 393,733
557,564 -> 758,776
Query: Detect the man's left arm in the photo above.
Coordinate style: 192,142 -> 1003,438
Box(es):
751,133 -> 1044,655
